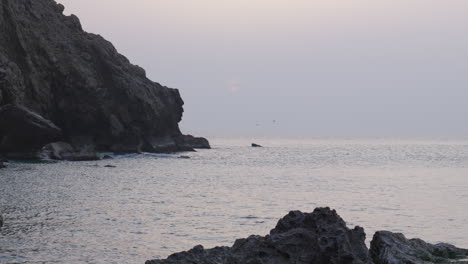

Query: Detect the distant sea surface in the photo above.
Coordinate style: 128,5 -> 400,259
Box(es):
1,138 -> 468,264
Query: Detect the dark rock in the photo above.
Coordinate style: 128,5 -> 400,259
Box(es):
175,135 -> 211,150
42,142 -> 100,161
0,161 -> 5,169
0,0 -> 208,155
251,143 -> 263,147
146,207 -> 373,264
143,136 -> 187,153
0,104 -> 62,157
104,164 -> 116,168
178,155 -> 190,159
370,231 -> 468,264
102,155 -> 113,160
0,215 -> 3,227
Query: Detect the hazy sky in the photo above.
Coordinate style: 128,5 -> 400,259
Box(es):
57,0 -> 468,137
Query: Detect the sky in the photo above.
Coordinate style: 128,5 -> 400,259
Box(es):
57,0 -> 468,138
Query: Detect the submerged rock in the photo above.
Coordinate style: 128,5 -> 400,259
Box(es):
251,143 -> 263,147
0,104 -> 62,158
146,207 -> 373,264
0,0 -> 208,156
370,231 -> 468,264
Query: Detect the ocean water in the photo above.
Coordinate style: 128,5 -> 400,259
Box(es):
1,138 -> 468,264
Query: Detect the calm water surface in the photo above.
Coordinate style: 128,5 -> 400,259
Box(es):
1,138 -> 468,263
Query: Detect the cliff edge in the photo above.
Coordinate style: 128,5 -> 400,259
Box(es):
0,0 -> 209,158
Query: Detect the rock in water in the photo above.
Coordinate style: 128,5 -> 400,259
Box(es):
251,143 -> 263,147
0,104 -> 62,157
370,231 -> 468,264
0,0 -> 208,154
146,208 -> 373,264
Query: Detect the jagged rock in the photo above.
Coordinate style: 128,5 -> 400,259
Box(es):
370,231 -> 468,264
42,141 -> 100,161
0,104 -> 62,158
0,0 -> 208,155
146,208 -> 373,264
251,143 -> 263,147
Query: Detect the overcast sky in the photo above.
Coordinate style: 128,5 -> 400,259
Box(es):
57,0 -> 468,138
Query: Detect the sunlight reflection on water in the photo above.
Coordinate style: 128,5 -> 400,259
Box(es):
1,138 -> 468,263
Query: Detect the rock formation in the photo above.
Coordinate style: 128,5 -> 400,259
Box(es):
0,0 -> 209,158
0,104 -> 61,158
370,231 -> 468,264
146,208 -> 468,264
146,208 -> 373,264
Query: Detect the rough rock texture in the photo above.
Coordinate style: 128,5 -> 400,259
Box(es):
146,208 -> 373,264
370,231 -> 468,264
0,104 -> 61,157
42,141 -> 99,161
0,0 -> 209,155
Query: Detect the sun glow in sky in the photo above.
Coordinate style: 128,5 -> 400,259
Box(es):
58,0 -> 468,137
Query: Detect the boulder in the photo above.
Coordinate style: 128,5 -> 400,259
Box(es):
0,104 -> 62,157
0,161 -> 5,169
146,207 -> 373,264
251,143 -> 263,147
370,231 -> 468,264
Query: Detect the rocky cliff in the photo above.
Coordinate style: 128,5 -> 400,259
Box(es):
0,0 -> 209,158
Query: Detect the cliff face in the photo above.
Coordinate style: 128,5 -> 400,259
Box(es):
0,0 -> 209,155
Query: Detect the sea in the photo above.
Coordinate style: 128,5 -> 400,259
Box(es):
1,138 -> 467,264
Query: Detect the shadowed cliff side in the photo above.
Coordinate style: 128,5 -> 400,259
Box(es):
0,0 -> 209,157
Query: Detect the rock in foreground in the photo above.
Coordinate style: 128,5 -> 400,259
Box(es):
146,207 -> 373,264
370,231 -> 468,264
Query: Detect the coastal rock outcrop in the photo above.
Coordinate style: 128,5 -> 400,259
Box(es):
146,207 -> 373,264
370,231 -> 468,264
42,141 -> 100,161
0,0 -> 209,157
0,104 -> 62,158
